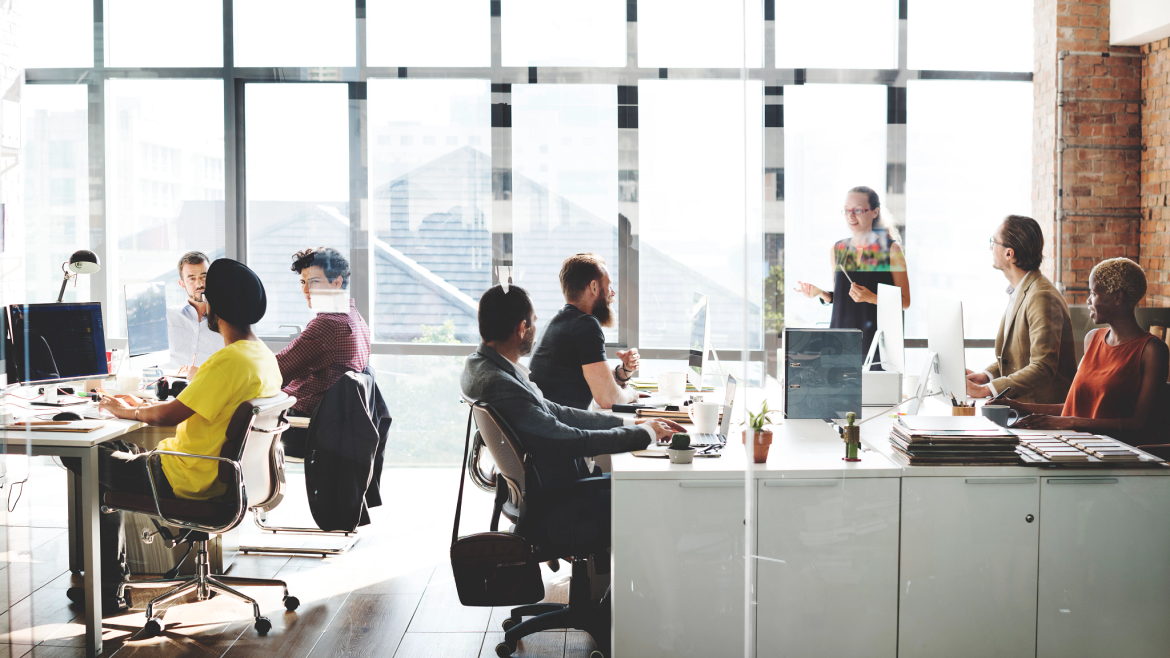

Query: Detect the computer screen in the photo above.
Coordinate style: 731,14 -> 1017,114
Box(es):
688,293 -> 709,376
126,282 -> 169,357
6,302 -> 108,385
927,297 -> 966,401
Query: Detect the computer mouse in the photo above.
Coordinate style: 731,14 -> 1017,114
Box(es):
53,412 -> 84,422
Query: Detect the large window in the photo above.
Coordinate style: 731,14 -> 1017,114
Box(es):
24,4 -> 1036,468
106,79 -> 225,337
245,84 -> 350,336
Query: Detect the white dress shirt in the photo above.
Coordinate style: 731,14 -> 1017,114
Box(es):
166,303 -> 225,369
982,283 -> 1021,397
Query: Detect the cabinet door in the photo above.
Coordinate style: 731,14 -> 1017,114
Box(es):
612,479 -> 746,658
1037,476 -> 1170,658
755,478 -> 899,658
899,476 -> 1040,658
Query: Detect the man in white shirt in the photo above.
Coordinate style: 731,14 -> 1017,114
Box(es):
166,251 -> 225,376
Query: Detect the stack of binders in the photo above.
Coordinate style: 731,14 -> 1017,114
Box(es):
889,415 -> 1020,466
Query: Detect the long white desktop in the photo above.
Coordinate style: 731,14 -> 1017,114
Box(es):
608,397 -> 1170,658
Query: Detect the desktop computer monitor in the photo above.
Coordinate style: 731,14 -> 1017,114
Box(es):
688,293 -> 710,381
125,282 -> 169,370
874,283 -> 905,374
927,296 -> 967,401
5,302 -> 108,387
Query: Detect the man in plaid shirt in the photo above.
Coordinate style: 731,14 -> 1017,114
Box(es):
277,247 -> 371,457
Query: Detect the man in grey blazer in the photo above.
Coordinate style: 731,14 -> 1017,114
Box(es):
462,284 -> 681,544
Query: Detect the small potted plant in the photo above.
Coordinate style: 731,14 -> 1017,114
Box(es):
667,433 -> 695,464
745,400 -> 783,464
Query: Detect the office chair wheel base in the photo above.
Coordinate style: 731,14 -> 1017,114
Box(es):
255,617 -> 272,635
283,596 -> 300,611
494,641 -> 515,657
500,617 -> 518,631
144,618 -> 162,637
589,651 -> 605,658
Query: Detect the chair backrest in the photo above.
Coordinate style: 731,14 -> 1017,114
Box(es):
463,395 -> 529,512
222,393 -> 296,510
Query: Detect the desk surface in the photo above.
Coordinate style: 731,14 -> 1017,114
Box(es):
0,416 -> 144,448
609,396 -> 1170,480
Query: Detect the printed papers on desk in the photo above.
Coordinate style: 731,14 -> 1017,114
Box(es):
888,416 -> 1020,466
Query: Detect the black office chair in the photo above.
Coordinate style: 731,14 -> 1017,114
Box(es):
1136,382 -> 1170,458
102,393 -> 300,635
462,395 -> 609,658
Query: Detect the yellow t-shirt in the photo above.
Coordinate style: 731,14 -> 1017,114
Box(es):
159,340 -> 282,500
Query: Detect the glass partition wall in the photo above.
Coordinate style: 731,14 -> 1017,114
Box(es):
24,2 -> 1032,655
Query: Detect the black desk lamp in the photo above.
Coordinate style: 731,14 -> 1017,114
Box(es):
57,249 -> 100,302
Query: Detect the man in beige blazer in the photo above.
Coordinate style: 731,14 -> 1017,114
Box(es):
966,215 -> 1077,404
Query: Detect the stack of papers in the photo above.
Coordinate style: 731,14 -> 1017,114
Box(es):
630,379 -> 715,393
889,416 -> 1020,466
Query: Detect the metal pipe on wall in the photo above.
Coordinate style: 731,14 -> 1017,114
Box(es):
1054,50 -> 1143,293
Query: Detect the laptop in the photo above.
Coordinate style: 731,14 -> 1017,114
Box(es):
689,374 -> 738,447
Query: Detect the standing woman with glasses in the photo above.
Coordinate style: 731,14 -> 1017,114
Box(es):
793,186 -> 911,359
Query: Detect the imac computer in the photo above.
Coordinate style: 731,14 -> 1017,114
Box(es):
865,283 -> 905,373
125,282 -> 169,372
687,293 -> 723,388
926,296 -> 967,403
5,302 -> 108,406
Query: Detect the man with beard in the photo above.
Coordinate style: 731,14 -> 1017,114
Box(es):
64,259 -> 283,610
461,284 -> 681,543
529,253 -> 641,409
166,251 -> 227,376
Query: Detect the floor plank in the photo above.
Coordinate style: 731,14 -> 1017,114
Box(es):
221,566 -> 353,658
310,593 -> 421,658
391,632 -> 485,658
406,577 -> 491,634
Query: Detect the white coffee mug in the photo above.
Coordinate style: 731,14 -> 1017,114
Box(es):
981,404 -> 1019,427
658,372 -> 688,404
687,401 -> 720,434
117,374 -> 142,393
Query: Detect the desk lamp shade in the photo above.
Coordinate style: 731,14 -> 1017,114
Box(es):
67,249 -> 100,274
57,249 -> 101,302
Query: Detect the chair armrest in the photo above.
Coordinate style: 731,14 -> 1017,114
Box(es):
139,450 -> 244,528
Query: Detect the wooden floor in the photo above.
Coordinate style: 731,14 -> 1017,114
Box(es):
0,457 -> 594,658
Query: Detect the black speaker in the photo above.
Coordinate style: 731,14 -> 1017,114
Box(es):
783,328 -> 862,420
156,378 -> 188,401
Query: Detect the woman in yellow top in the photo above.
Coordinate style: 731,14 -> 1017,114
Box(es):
65,259 -> 282,610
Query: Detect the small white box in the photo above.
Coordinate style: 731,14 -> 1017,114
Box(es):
863,370 -> 902,406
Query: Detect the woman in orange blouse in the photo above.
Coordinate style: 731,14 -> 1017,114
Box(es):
1005,258 -> 1168,445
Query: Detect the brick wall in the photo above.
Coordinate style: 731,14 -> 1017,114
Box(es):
1141,37 -> 1170,307
1035,0 -> 1143,305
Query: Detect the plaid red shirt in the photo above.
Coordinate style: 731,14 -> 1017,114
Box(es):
276,298 -> 371,414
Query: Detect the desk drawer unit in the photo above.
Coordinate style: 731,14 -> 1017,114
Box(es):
755,477 -> 899,658
899,476 -> 1040,658
612,479 -> 746,658
1037,476 -> 1170,658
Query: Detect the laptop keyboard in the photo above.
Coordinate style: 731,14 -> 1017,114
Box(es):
689,433 -> 726,447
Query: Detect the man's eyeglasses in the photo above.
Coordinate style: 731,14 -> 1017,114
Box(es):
842,207 -> 872,217
989,237 -> 1006,249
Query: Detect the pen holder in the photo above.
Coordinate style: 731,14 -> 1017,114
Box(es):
952,406 -> 976,417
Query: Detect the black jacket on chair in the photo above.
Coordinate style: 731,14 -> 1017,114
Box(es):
304,368 -> 392,531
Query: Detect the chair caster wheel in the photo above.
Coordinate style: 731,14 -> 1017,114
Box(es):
589,651 -> 605,658
501,617 -> 518,631
495,641 -> 515,657
255,617 -> 272,634
144,618 -> 162,637
284,596 -> 300,611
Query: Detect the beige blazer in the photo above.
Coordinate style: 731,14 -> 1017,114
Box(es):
984,270 -> 1078,405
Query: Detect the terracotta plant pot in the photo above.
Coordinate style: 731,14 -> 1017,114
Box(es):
744,430 -> 773,464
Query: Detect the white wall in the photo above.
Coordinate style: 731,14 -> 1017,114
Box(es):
1111,0 -> 1170,46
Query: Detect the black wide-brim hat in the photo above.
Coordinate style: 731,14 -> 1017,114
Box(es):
204,258 -> 267,326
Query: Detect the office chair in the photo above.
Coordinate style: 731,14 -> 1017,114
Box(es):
102,393 -> 300,636
240,371 -> 387,556
462,395 -> 609,658
1136,382 -> 1170,458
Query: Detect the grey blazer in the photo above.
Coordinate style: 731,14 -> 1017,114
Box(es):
461,343 -> 651,489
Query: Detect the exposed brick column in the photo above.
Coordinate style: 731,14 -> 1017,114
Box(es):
1141,37 -> 1170,307
1035,0 -> 1142,305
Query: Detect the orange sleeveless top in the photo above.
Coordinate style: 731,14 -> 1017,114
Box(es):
1062,329 -> 1156,423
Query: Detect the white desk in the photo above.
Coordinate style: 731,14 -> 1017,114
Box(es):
1,418 -> 145,657
608,400 -> 1170,658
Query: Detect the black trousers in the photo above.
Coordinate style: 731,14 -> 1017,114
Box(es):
535,476 -> 612,549
62,441 -> 175,590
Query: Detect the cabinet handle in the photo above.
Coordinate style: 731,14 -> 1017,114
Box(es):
763,480 -> 839,487
964,478 -> 1037,485
1047,478 -> 1118,485
679,481 -> 745,488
